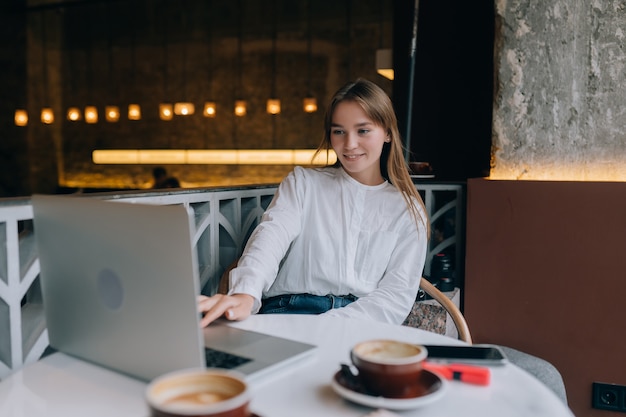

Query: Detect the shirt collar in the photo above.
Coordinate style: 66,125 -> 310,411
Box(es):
337,166 -> 389,190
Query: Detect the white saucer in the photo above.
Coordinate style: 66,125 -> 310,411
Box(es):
330,369 -> 447,410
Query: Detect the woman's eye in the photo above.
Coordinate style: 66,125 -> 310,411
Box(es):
358,129 -> 370,135
332,129 -> 345,135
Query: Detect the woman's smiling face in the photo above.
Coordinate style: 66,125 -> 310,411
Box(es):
330,100 -> 388,186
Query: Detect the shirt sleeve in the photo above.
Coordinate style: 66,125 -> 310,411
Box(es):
322,203 -> 428,324
227,169 -> 304,313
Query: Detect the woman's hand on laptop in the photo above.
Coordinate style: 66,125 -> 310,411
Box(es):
197,294 -> 255,327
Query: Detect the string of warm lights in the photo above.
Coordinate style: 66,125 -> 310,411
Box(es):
14,99 -> 318,126
10,2 -> 386,127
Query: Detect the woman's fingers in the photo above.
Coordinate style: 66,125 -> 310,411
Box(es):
198,294 -> 254,327
198,294 -> 230,326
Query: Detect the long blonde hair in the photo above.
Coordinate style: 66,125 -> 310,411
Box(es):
313,78 -> 429,235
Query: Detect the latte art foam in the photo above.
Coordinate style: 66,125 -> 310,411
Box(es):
358,341 -> 421,359
164,391 -> 232,406
146,369 -> 250,416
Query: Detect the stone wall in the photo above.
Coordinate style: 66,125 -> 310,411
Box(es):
491,0 -> 626,181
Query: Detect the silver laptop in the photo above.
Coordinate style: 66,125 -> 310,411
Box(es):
32,194 -> 315,383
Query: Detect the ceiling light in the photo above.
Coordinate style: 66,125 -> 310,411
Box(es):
67,107 -> 81,121
159,103 -> 173,121
85,106 -> 98,124
14,109 -> 28,126
203,102 -> 216,117
105,106 -> 120,122
376,49 -> 394,80
41,108 -> 54,124
234,100 -> 247,117
174,102 -> 195,116
266,99 -> 281,115
128,104 -> 141,120
303,97 -> 317,113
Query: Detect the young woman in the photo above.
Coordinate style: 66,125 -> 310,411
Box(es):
199,78 -> 429,326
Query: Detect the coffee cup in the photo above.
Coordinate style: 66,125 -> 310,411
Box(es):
350,339 -> 428,398
145,368 -> 251,417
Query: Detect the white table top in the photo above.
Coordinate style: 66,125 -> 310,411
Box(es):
0,314 -> 573,417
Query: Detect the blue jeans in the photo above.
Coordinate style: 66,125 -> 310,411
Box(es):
259,293 -> 358,315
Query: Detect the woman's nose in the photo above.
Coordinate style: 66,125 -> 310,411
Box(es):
344,133 -> 358,149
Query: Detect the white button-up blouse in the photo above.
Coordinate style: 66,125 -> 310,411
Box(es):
228,166 -> 428,324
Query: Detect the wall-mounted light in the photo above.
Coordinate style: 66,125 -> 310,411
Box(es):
235,100 -> 247,117
128,104 -> 141,120
41,108 -> 54,124
159,103 -> 173,120
267,0 -> 280,116
138,150 -> 186,164
40,13 -> 53,125
375,2 -> 393,81
266,99 -> 281,115
105,106 -> 120,122
84,106 -> 98,124
93,148 -> 338,165
174,102 -> 195,116
376,48 -> 394,80
83,12 -> 98,124
303,97 -> 317,113
14,110 -> 28,126
234,0 -> 245,118
67,107 -> 81,121
303,1 -> 317,114
203,2 -> 216,119
203,102 -> 216,117
159,15 -> 172,122
175,10 -> 195,118
128,6 -> 141,122
159,102 -> 172,118
104,5 -> 120,124
488,164 -> 626,182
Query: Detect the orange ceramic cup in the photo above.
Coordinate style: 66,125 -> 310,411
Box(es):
350,339 -> 428,398
146,368 -> 251,417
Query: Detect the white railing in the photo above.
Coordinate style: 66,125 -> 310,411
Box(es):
0,181 -> 464,379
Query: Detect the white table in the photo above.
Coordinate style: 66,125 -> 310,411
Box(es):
0,314 -> 573,417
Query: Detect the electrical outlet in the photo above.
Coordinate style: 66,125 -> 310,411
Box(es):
592,382 -> 626,412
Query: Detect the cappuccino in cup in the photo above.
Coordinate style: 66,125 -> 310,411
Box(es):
146,368 -> 251,417
351,339 -> 428,398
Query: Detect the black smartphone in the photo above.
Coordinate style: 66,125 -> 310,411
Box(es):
423,344 -> 508,366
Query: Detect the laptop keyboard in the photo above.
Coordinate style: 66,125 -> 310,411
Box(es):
204,347 -> 252,369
